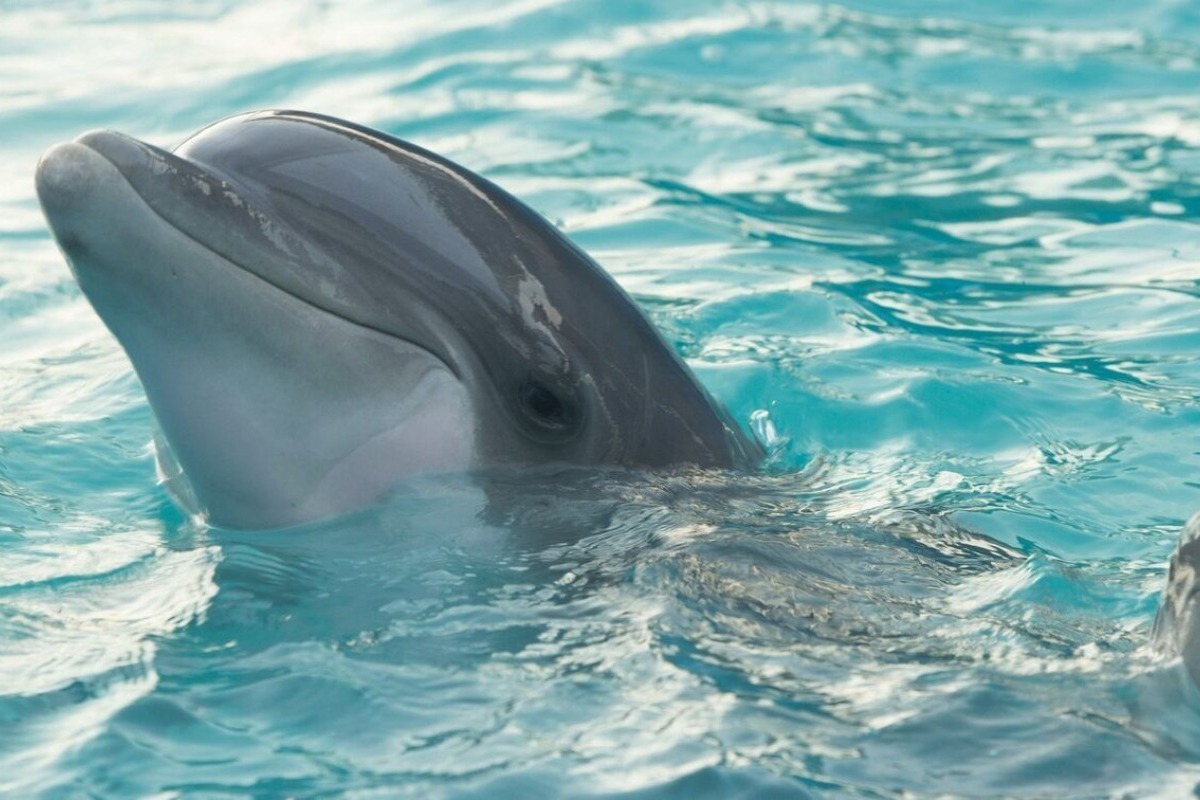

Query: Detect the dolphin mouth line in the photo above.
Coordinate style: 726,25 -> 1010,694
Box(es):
77,139 -> 463,381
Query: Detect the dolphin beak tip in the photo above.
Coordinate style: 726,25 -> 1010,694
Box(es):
35,141 -> 102,219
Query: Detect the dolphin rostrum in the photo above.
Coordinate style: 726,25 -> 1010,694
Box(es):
35,111 -> 761,529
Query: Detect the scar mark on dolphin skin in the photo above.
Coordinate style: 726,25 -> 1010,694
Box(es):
516,269 -> 563,332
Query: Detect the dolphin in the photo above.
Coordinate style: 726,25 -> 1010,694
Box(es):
1155,515 -> 1200,685
35,110 -> 761,529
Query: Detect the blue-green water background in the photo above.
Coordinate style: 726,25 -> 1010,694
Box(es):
5,0 -> 1200,796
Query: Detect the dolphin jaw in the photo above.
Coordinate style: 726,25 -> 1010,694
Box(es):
35,134 -> 480,530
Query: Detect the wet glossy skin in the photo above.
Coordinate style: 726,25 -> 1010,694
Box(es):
1155,516 -> 1200,686
36,111 -> 760,528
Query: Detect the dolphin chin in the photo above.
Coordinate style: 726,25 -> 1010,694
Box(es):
37,110 -> 761,529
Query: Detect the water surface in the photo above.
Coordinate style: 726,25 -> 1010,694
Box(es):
4,0 -> 1200,796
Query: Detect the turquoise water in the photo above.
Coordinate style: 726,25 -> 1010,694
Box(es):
5,0 -> 1200,795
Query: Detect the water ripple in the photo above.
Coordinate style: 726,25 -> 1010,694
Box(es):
5,0 -> 1200,795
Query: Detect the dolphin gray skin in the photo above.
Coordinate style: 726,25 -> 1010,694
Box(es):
35,110 -> 761,529
1155,515 -> 1200,685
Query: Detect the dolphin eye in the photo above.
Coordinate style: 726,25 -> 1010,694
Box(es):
518,376 -> 579,438
522,381 -> 563,421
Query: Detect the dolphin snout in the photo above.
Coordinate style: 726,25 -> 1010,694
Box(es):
74,129 -> 179,178
35,141 -> 107,220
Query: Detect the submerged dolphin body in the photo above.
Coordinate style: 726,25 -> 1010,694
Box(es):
1155,517 -> 1200,684
35,111 -> 760,529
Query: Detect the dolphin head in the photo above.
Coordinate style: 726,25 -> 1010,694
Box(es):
36,110 -> 759,529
